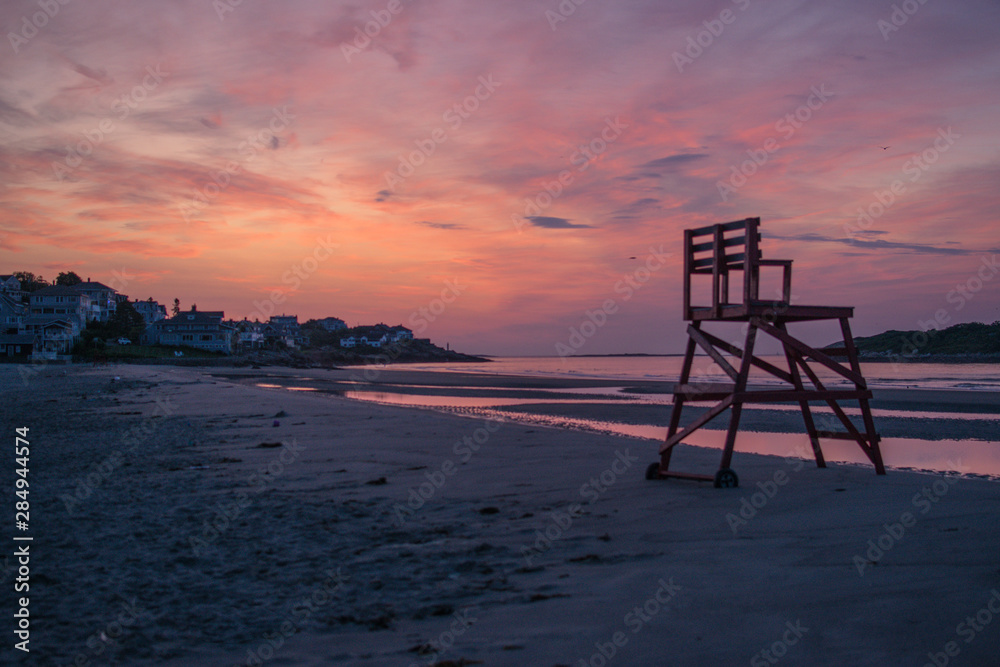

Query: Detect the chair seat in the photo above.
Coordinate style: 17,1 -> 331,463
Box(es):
688,302 -> 854,322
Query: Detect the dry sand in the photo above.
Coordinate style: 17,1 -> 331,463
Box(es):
2,363 -> 999,666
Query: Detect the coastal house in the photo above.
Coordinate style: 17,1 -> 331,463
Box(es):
143,306 -> 234,353
264,314 -> 303,348
316,317 -> 347,332
338,323 -> 413,348
133,299 -> 168,325
25,318 -> 79,359
389,325 -> 414,342
358,325 -> 389,347
231,319 -> 265,350
29,285 -> 92,330
71,280 -> 118,322
0,275 -> 23,301
0,293 -> 26,334
0,333 -> 36,359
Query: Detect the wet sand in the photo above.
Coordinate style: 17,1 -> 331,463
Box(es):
2,364 -> 999,666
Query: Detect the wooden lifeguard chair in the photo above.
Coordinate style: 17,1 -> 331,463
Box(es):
647,217 -> 885,488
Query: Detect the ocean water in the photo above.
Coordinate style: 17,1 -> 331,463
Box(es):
345,356 -> 1000,478
384,355 -> 1000,391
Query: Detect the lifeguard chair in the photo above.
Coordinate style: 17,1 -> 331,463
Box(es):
647,217 -> 885,488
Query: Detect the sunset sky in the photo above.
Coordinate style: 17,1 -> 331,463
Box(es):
2,0 -> 998,355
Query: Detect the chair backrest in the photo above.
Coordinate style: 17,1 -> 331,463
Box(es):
683,217 -> 791,320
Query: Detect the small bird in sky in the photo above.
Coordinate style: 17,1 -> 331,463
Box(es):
628,256 -> 637,259
879,146 -> 891,150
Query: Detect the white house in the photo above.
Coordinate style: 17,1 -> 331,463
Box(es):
29,286 -> 92,330
71,280 -> 118,322
339,336 -> 358,348
25,318 -> 79,359
143,306 -> 234,354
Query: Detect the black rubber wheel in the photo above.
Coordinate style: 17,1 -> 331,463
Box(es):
645,462 -> 661,480
714,468 -> 739,488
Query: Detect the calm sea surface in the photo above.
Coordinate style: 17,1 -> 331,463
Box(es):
385,355 -> 1000,390
345,356 -> 1000,478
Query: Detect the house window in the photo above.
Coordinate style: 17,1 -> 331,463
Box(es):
200,334 -> 212,341
182,334 -> 193,341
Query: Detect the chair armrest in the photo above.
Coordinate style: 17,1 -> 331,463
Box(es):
757,260 -> 792,303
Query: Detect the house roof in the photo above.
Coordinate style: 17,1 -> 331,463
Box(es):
31,285 -> 90,298
24,316 -> 74,330
161,309 -> 225,324
72,280 -> 117,292
0,275 -> 20,283
0,293 -> 25,312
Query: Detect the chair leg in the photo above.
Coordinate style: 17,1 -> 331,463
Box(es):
840,318 -> 886,475
720,323 -> 757,470
662,333 -> 697,472
779,323 -> 826,468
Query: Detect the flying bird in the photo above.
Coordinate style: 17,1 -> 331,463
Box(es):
879,146 -> 890,150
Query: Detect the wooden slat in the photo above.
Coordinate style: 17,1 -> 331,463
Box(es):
822,432 -> 874,441
692,252 -> 746,269
683,229 -> 693,320
754,320 -> 867,386
657,471 -> 714,482
661,396 -> 733,453
691,235 -> 747,253
689,218 -> 756,236
697,329 -> 794,384
733,389 -> 872,403
687,325 -> 739,381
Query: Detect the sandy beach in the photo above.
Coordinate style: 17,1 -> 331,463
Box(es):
3,363 -> 999,666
